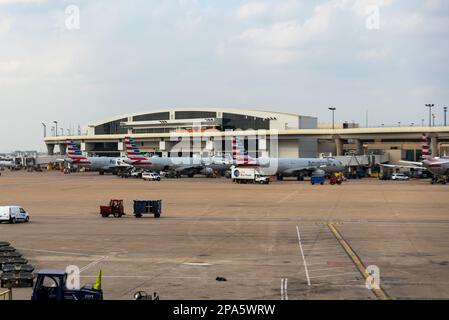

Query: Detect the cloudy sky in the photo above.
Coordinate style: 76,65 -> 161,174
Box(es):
0,0 -> 448,152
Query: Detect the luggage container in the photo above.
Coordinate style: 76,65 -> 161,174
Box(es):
1,272 -> 34,288
0,252 -> 22,258
0,246 -> 16,253
0,257 -> 28,271
2,264 -> 34,273
310,175 -> 325,185
133,200 -> 162,218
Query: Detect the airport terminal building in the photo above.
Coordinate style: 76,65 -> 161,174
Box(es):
44,107 -> 449,164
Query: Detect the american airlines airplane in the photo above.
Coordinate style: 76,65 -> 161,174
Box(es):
123,137 -> 231,177
65,140 -> 131,174
232,136 -> 344,180
384,133 -> 449,184
0,160 -> 14,168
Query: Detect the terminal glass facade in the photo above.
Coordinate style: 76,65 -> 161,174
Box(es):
133,112 -> 170,122
133,128 -> 173,134
175,111 -> 217,120
94,118 -> 128,135
221,113 -> 269,130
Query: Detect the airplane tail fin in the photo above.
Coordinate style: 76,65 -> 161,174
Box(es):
66,140 -> 86,160
231,136 -> 258,166
422,133 -> 431,160
124,137 -> 146,160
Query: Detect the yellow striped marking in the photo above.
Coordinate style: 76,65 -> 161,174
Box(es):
327,222 -> 391,300
0,289 -> 12,300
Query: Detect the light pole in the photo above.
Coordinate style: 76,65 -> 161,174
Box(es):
421,119 -> 424,127
328,107 -> 336,130
444,107 -> 448,126
425,104 -> 434,127
41,123 -> 47,138
432,114 -> 436,127
53,121 -> 58,136
398,121 -> 401,127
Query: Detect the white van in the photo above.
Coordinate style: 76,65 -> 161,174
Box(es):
0,206 -> 30,223
142,172 -> 161,181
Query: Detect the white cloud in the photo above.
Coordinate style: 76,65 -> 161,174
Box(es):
238,2 -> 335,48
236,2 -> 270,20
411,85 -> 440,98
423,0 -> 444,11
0,60 -> 22,73
0,0 -> 46,5
236,0 -> 301,20
392,12 -> 424,31
356,48 -> 391,61
0,15 -> 13,34
351,0 -> 395,16
228,2 -> 335,64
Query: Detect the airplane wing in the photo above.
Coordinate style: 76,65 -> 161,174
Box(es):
427,162 -> 449,166
380,164 -> 424,170
174,165 -> 203,172
398,160 -> 423,166
282,167 -> 315,175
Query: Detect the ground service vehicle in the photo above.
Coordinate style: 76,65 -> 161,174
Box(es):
310,175 -> 325,185
330,173 -> 343,185
100,199 -> 125,218
0,206 -> 30,224
142,172 -> 161,181
31,269 -> 103,300
133,200 -> 162,218
231,167 -> 270,184
391,173 -> 410,181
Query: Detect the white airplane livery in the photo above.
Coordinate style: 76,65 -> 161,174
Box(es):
65,140 -> 130,174
397,133 -> 449,184
0,160 -> 14,168
231,136 -> 344,180
123,137 -> 231,177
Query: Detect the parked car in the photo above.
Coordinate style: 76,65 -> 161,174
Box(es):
391,173 -> 410,181
0,206 -> 30,224
142,172 -> 161,181
130,168 -> 143,179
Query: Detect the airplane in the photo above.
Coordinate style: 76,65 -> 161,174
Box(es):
123,137 -> 232,177
0,160 -> 14,169
65,140 -> 131,175
382,133 -> 449,184
231,136 -> 345,180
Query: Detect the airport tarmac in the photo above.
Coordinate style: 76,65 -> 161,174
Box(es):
1,170 -> 449,300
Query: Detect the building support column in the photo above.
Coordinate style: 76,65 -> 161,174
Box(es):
355,139 -> 363,155
431,136 -> 438,157
46,144 -> 55,156
59,143 -> 67,156
335,136 -> 343,156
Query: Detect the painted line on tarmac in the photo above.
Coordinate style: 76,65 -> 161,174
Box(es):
296,225 -> 311,286
308,271 -> 360,279
327,222 -> 391,300
16,247 -> 95,256
80,256 -> 108,273
281,278 -> 288,300
308,266 -> 354,272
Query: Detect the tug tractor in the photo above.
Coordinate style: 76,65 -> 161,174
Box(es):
100,199 -> 125,218
330,172 -> 343,185
32,269 -> 103,300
